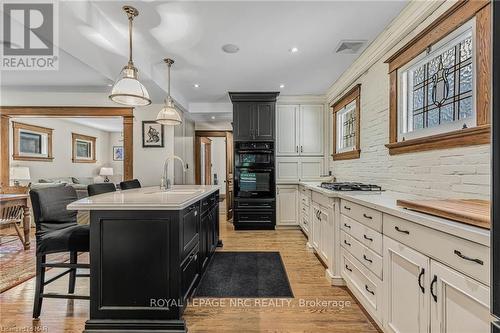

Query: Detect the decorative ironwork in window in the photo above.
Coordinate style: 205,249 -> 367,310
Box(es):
399,19 -> 476,140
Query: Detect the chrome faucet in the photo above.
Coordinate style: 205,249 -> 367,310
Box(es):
160,155 -> 186,190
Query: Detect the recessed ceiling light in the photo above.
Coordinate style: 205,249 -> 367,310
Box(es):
289,47 -> 298,53
193,83 -> 200,88
222,44 -> 240,54
211,116 -> 216,120
279,84 -> 285,89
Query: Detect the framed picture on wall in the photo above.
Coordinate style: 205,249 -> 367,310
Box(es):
142,121 -> 164,148
113,146 -> 124,161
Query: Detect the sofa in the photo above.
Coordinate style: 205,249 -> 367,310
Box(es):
30,177 -> 97,199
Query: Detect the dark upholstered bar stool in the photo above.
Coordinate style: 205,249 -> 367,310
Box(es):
119,179 -> 141,190
29,185 -> 90,318
87,183 -> 116,196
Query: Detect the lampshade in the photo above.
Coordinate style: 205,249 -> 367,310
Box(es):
99,167 -> 114,176
108,6 -> 151,107
156,98 -> 182,125
109,66 -> 151,106
10,167 -> 30,180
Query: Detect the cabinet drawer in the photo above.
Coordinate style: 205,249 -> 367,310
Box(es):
341,248 -> 382,323
300,194 -> 310,207
384,214 -> 489,285
234,210 -> 274,224
235,200 -> 275,210
301,214 -> 310,235
312,191 -> 332,209
341,231 -> 382,279
341,215 -> 382,255
181,244 -> 200,303
341,200 -> 382,232
299,185 -> 312,198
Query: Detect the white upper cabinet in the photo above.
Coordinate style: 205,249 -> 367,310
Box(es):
299,105 -> 324,156
277,105 -> 300,156
276,104 -> 324,157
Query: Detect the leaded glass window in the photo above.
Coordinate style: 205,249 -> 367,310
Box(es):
398,19 -> 476,140
336,100 -> 356,153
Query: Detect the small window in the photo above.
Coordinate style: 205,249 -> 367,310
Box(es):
398,19 -> 476,141
332,84 -> 361,160
72,133 -> 96,163
12,122 -> 53,161
385,1 -> 491,155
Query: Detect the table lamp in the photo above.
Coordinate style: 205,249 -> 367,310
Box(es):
100,167 -> 114,183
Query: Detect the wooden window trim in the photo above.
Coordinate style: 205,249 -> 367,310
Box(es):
12,121 -> 54,162
72,133 -> 97,163
385,0 -> 491,155
331,84 -> 361,160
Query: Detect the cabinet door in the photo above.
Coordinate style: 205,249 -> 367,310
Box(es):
319,205 -> 333,268
276,157 -> 300,182
199,213 -> 209,271
277,105 -> 299,156
277,185 -> 298,226
254,102 -> 275,141
299,105 -> 324,156
233,102 -> 254,141
383,236 -> 430,333
311,204 -> 321,251
430,260 -> 490,333
300,157 -> 324,180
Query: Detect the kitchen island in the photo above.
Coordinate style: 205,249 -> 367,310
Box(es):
67,185 -> 221,333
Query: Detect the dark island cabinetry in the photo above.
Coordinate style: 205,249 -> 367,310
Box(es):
84,190 -> 220,333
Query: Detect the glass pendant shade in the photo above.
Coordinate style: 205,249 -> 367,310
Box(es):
109,66 -> 151,106
156,98 -> 182,125
156,58 -> 182,126
109,6 -> 151,107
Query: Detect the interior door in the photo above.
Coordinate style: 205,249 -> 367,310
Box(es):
200,137 -> 212,185
225,132 -> 234,220
430,260 -> 490,333
300,104 -> 324,156
383,236 -> 429,333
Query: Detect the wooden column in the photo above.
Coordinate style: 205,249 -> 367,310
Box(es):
123,116 -> 134,181
1,115 -> 10,191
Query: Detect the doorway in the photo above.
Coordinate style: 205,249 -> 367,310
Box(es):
195,131 -> 233,221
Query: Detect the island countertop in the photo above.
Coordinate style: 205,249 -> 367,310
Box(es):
67,185 -> 220,211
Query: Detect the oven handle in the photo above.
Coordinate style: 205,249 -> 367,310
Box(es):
236,150 -> 274,154
236,168 -> 274,172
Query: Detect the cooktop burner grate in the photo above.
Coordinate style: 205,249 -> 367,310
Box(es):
320,182 -> 382,191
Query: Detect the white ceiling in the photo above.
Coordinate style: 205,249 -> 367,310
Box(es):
2,1 -> 407,113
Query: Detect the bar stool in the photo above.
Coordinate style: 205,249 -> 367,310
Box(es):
119,179 -> 141,190
87,183 -> 116,196
29,185 -> 90,318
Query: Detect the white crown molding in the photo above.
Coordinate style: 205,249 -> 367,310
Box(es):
277,95 -> 326,105
325,0 -> 450,106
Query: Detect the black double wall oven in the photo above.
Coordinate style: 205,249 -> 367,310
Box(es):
233,142 -> 276,229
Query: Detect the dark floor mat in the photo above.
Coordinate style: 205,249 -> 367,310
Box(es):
194,251 -> 293,298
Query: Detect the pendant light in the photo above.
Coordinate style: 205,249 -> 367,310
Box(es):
156,58 -> 182,125
109,6 -> 151,106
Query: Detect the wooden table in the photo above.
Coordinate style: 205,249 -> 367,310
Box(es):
0,194 -> 31,249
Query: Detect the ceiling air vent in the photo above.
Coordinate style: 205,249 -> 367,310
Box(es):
335,40 -> 367,54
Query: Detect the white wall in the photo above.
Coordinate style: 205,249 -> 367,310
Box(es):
326,1 -> 490,200
209,137 -> 226,194
109,132 -> 124,180
2,90 -> 176,187
195,121 -> 232,131
9,117 -> 113,182
174,113 -> 195,185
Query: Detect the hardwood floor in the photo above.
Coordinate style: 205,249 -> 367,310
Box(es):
0,214 -> 379,333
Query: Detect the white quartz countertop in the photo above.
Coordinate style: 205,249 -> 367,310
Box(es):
298,182 -> 490,246
67,185 -> 220,211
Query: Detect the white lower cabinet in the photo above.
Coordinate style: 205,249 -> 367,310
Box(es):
276,185 -> 298,226
311,203 -> 321,251
319,204 -> 333,266
383,236 -> 490,333
383,236 -> 430,333
430,260 -> 490,333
